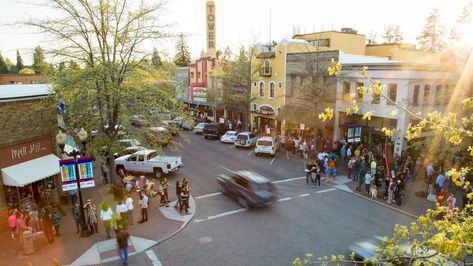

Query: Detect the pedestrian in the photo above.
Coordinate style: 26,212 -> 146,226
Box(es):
116,200 -> 128,227
447,192 -> 457,211
29,207 -> 40,233
160,177 -> 170,205
138,191 -> 148,223
8,210 -> 17,240
101,162 -> 110,185
394,179 -> 402,205
116,225 -> 130,265
414,157 -> 422,180
426,159 -> 436,196
305,160 -> 315,184
180,179 -> 191,214
52,210 -> 61,237
387,179 -> 395,203
285,137 -> 292,160
15,213 -> 30,249
347,156 -> 355,179
356,161 -> 367,191
364,170 -> 372,196
341,144 -> 347,161
72,203 -> 82,234
314,160 -> 322,187
329,155 -> 337,180
435,170 -> 446,194
84,199 -> 98,233
437,188 -> 446,206
40,208 -> 54,244
125,194 -> 134,225
174,181 -> 182,210
100,202 -> 114,238
370,159 -> 377,175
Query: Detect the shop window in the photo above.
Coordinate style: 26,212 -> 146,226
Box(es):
269,82 -> 275,99
424,85 -> 430,106
343,82 -> 351,102
413,85 -> 420,106
387,84 -> 397,105
356,82 -> 364,101
259,82 -> 265,98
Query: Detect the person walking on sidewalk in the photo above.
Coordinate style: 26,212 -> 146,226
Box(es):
16,213 -> 30,249
180,179 -> 191,214
125,194 -> 134,225
174,181 -> 182,210
8,210 -> 17,240
364,170 -> 372,196
40,208 -> 54,243
52,210 -> 62,237
138,191 -> 148,223
84,199 -> 98,233
313,160 -> 322,187
161,178 -> 170,203
101,162 -> 110,185
116,200 -> 128,227
72,203 -> 82,234
116,225 -> 130,265
100,202 -> 114,238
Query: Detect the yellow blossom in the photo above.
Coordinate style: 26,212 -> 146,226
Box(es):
390,110 -> 398,118
372,82 -> 383,96
362,111 -> 374,121
468,146 -> 473,156
361,66 -> 368,76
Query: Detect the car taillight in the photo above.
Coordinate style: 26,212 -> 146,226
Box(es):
167,163 -> 171,169
248,188 -> 257,195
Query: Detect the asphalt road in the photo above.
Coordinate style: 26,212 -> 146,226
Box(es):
105,131 -> 416,266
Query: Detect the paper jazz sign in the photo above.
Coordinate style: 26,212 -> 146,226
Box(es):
59,156 -> 95,191
0,138 -> 53,169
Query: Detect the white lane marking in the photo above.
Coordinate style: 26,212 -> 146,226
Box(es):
316,188 -> 336,194
269,153 -> 278,165
272,176 -> 305,184
194,219 -> 205,223
215,140 -> 220,143
230,145 -> 235,149
278,197 -> 292,202
298,193 -> 310,197
195,192 -> 222,199
207,208 -> 246,220
146,250 -> 162,266
219,165 -> 234,173
247,150 -> 255,156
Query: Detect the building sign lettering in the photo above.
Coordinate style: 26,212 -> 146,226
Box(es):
10,142 -> 47,160
0,138 -> 54,169
206,1 -> 216,56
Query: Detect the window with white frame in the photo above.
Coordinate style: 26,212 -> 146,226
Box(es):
269,82 -> 275,99
259,82 -> 265,97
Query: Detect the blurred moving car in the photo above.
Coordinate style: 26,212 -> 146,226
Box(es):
193,122 -> 207,134
234,132 -> 258,148
255,136 -> 279,156
217,170 -> 276,209
220,131 -> 238,144
202,123 -> 226,139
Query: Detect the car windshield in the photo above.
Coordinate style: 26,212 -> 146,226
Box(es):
257,140 -> 272,146
147,151 -> 159,159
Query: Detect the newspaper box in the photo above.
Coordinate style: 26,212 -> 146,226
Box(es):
22,231 -> 35,255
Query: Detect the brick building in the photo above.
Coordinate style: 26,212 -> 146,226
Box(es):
0,84 -> 59,230
0,74 -> 47,85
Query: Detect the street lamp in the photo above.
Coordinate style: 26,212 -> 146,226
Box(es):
56,128 -> 93,237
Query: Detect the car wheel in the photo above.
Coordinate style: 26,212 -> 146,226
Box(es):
153,168 -> 163,179
238,197 -> 249,209
255,152 -> 259,156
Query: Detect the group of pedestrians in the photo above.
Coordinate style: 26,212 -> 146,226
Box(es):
174,178 -> 191,214
7,205 -> 62,251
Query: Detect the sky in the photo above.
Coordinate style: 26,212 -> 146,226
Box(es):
0,0 -> 471,65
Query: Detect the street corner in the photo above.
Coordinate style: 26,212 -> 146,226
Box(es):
159,196 -> 196,225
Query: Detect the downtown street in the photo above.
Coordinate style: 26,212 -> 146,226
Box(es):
103,132 -> 416,266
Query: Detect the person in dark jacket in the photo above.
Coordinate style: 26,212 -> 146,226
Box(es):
116,226 -> 130,265
174,181 -> 182,210
305,160 -> 316,184
40,208 -> 54,243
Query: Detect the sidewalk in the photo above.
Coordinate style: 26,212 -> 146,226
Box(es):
0,160 -> 195,266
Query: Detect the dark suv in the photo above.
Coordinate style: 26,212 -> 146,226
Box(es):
202,123 -> 226,139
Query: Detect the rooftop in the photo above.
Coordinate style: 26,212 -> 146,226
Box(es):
0,84 -> 53,101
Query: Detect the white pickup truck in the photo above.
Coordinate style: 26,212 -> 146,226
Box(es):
115,149 -> 183,178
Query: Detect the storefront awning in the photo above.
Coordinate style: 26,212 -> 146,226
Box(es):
1,154 -> 61,187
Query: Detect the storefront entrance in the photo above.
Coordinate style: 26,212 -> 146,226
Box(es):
4,175 -> 58,211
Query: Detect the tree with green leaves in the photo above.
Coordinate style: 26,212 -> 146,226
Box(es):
25,0 -> 185,182
151,48 -> 163,69
32,46 -> 48,74
16,50 -> 24,72
174,33 -> 192,67
417,8 -> 446,52
0,52 -> 8,74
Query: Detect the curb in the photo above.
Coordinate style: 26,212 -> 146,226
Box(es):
326,181 -> 420,220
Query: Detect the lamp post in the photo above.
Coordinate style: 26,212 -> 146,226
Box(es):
56,128 -> 92,237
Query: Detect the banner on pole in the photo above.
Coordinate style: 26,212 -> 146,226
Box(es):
59,156 -> 95,191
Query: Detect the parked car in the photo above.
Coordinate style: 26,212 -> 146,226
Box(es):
255,136 -> 279,156
193,122 -> 207,134
202,123 -> 226,139
220,131 -> 238,144
114,145 -> 146,158
181,119 -> 195,130
115,149 -> 183,179
129,115 -> 149,127
216,170 -> 276,209
234,132 -> 258,148
145,126 -> 172,146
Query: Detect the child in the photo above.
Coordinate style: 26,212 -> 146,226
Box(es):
387,179 -> 395,203
370,176 -> 378,199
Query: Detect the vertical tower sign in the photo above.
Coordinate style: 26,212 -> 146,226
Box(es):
206,1 -> 216,58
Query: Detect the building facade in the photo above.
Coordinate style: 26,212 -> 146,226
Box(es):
0,84 -> 60,230
0,74 -> 47,85
334,63 -> 456,156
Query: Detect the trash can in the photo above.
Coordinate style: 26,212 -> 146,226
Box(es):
22,231 -> 35,255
